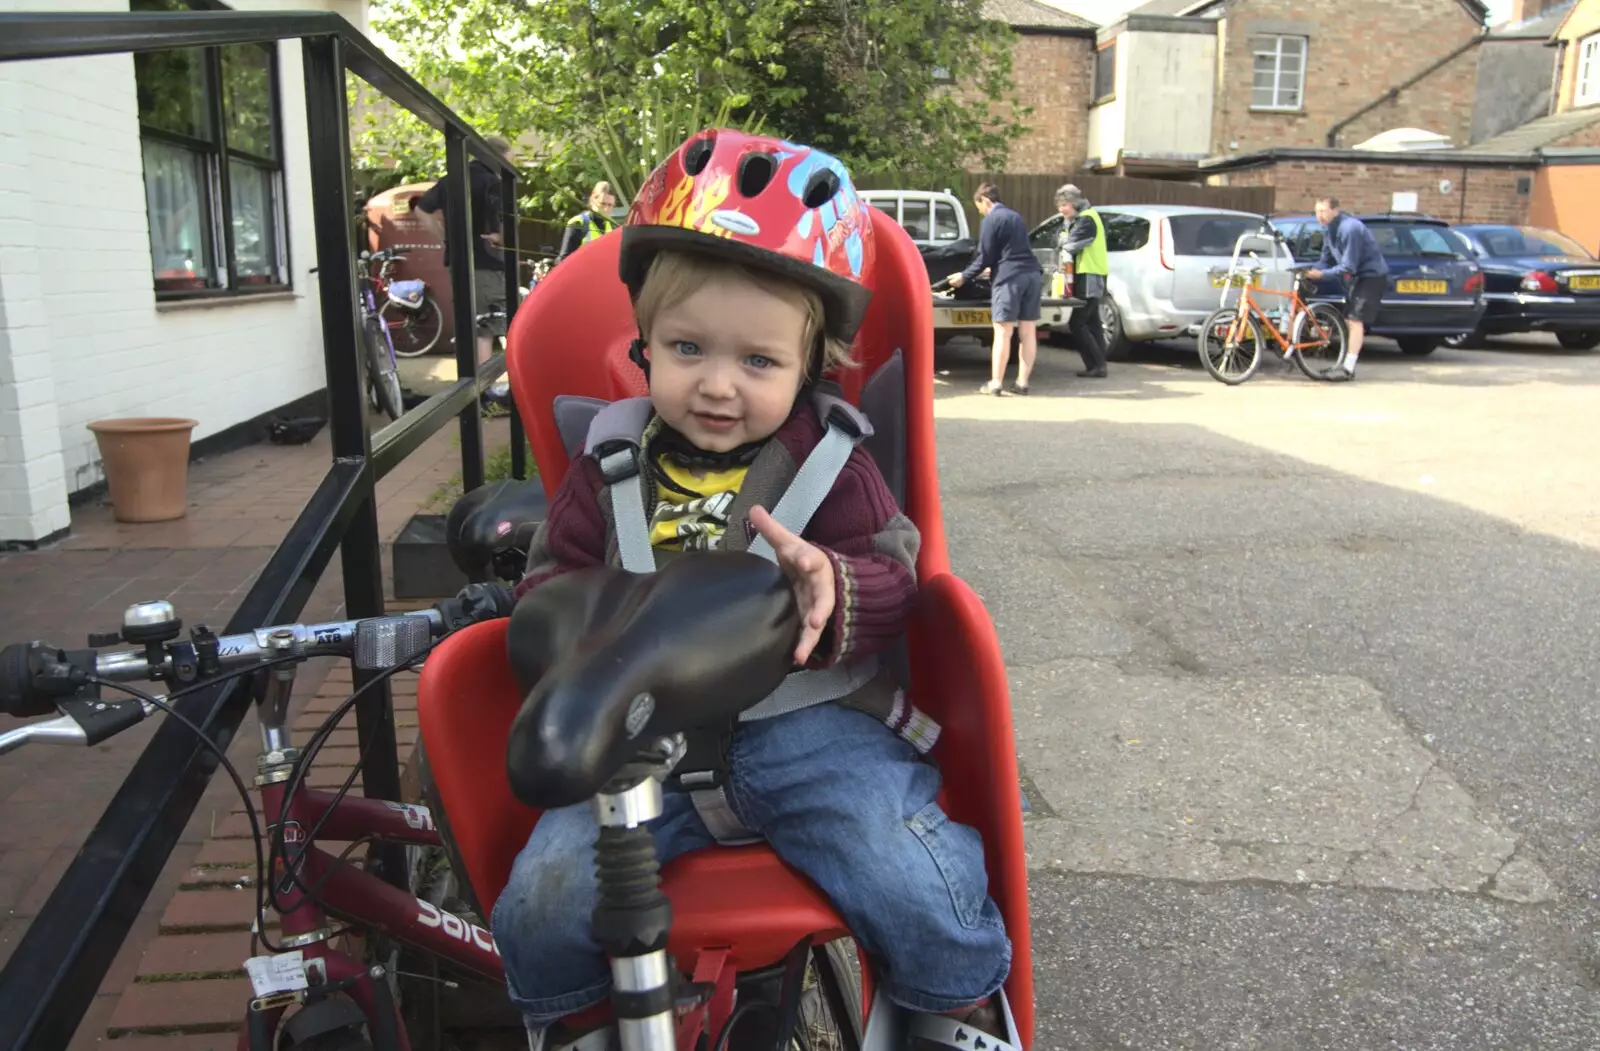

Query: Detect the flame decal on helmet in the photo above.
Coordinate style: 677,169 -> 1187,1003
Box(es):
658,172 -> 734,239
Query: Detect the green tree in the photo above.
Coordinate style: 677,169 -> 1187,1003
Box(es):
358,0 -> 1026,214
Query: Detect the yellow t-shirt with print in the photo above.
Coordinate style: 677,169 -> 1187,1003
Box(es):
648,454 -> 748,551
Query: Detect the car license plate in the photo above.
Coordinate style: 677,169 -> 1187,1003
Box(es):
1396,279 -> 1447,294
1569,275 -> 1600,291
952,309 -> 991,325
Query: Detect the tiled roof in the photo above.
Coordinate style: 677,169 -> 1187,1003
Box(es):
1132,0 -> 1486,21
1488,0 -> 1575,38
1468,107 -> 1600,153
982,0 -> 1097,31
1129,0 -> 1223,15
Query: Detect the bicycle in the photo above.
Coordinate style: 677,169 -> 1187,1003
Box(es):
0,585 -> 513,1050
0,563 -> 891,1051
364,244 -> 446,359
1197,229 -> 1348,385
357,249 -> 409,421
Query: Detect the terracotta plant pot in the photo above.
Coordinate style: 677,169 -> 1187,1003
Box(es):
87,417 -> 199,523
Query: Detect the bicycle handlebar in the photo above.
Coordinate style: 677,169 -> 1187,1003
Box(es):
0,582 -> 516,750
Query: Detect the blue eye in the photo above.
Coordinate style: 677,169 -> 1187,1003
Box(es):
674,340 -> 701,357
746,354 -> 774,369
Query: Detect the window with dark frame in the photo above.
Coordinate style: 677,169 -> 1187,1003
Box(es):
1094,42 -> 1116,102
132,0 -> 288,298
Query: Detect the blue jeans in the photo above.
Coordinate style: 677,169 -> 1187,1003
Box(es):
490,703 -> 1012,1029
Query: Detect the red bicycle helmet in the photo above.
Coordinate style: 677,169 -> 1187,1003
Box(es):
619,129 -> 876,344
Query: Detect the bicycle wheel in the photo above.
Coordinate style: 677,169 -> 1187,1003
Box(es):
380,293 -> 444,357
363,315 -> 404,420
1198,308 -> 1264,385
1290,302 -> 1348,381
727,937 -> 863,1051
796,937 -> 864,1050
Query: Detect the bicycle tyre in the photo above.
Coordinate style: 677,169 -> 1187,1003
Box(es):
1198,308 -> 1263,385
363,315 -> 404,421
381,293 -> 444,357
731,937 -> 862,1051
1291,303 -> 1349,381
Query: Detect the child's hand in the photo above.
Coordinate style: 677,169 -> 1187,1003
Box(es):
749,506 -> 835,665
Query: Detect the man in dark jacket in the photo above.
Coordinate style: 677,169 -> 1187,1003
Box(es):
415,135 -> 516,366
945,183 -> 1042,395
1307,196 -> 1389,381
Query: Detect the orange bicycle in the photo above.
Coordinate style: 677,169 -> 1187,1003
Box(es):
1198,230 -> 1348,385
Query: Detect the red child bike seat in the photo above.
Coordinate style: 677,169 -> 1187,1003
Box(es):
416,204 -> 1034,1045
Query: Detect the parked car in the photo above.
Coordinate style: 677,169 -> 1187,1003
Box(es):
1444,225 -> 1600,350
1027,204 -> 1296,360
863,188 -> 1075,341
1268,213 -> 1485,356
858,189 -> 969,248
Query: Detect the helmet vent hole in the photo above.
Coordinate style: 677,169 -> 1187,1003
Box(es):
737,152 -> 778,197
801,169 -> 840,209
684,136 -> 716,175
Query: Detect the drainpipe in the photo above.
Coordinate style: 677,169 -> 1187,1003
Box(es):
1324,29 -> 1487,148
1548,40 -> 1564,117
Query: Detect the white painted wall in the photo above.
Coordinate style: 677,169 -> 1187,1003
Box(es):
0,0 -> 378,543
1086,52 -> 1127,168
1087,28 -> 1217,168
1123,30 -> 1216,158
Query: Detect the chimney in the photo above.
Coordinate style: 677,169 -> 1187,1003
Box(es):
1507,0 -> 1561,24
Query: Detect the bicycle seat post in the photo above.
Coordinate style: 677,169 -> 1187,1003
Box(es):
590,738 -> 683,1050
254,629 -> 302,785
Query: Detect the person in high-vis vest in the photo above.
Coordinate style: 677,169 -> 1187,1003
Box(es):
554,180 -> 618,263
1054,184 -> 1110,378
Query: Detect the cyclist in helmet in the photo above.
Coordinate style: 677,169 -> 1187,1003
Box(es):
492,130 -> 1014,1048
554,180 -> 618,263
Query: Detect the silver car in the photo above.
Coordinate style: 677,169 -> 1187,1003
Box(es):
1029,204 -> 1294,360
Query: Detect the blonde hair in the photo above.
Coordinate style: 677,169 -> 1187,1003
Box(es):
633,250 -> 854,375
589,181 -> 616,211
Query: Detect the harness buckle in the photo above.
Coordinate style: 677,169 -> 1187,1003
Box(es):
824,404 -> 863,439
666,726 -> 733,793
596,443 -> 640,484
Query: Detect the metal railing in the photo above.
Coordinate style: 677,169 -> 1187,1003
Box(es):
0,11 -> 522,1049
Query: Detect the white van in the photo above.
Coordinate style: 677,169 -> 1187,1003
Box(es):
858,190 -> 970,248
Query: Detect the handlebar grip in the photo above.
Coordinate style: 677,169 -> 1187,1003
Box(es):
0,642 -> 90,717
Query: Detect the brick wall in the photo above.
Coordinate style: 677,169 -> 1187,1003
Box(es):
1003,33 -> 1094,174
1212,0 -> 1484,155
1211,158 -> 1537,223
0,0 -> 333,542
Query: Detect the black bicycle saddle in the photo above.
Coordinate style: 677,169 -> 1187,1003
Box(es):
445,480 -> 548,580
504,551 -> 799,809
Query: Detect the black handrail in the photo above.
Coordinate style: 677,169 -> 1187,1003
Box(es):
0,11 -> 519,1050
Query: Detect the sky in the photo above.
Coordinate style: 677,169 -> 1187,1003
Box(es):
1044,0 -> 1516,26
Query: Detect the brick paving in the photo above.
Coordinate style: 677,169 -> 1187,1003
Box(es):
0,412 -> 510,1048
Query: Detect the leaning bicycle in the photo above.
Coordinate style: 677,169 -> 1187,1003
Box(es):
1198,230 -> 1348,385
357,249 -> 407,420
367,243 -> 445,358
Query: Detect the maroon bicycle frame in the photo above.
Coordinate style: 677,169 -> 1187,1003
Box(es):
239,782 -> 506,1050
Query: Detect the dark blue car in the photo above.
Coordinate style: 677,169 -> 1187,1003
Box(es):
1444,225 -> 1600,350
1268,214 -> 1486,356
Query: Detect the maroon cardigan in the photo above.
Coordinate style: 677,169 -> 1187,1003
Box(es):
514,400 -> 920,669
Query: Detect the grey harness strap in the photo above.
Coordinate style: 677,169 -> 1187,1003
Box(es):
580,390 -> 877,843
584,398 -> 659,574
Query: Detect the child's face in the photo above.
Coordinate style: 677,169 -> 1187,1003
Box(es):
643,271 -> 809,452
